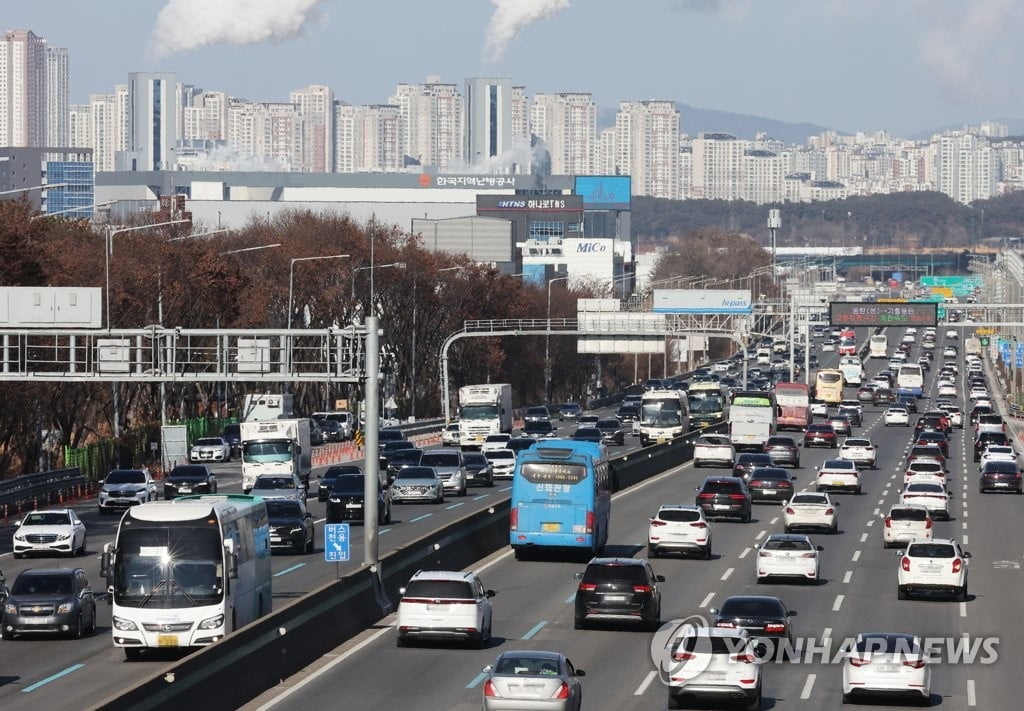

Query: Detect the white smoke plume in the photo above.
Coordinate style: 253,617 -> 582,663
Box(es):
485,0 -> 571,61
151,0 -> 327,57
448,136 -> 540,175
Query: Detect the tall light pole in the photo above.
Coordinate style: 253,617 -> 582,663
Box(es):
219,244 -> 281,256
166,228 -> 230,242
0,182 -> 68,198
30,199 -> 116,221
351,262 -> 406,303
545,275 -> 571,403
412,265 -> 463,421
106,219 -> 192,330
288,254 -> 350,331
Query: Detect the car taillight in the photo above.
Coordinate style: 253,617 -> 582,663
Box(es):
586,510 -> 594,534
483,680 -> 500,697
731,653 -> 757,663
903,659 -> 926,669
849,657 -> 870,667
801,552 -> 817,558
698,493 -> 715,500
764,623 -> 786,634
633,584 -> 654,593
650,519 -> 667,527
825,508 -> 834,515
785,507 -> 795,514
578,583 -> 597,592
924,518 -> 932,528
672,650 -> 696,661
509,508 -> 518,531
551,683 -> 570,700
952,558 -> 963,574
715,621 -> 735,628
884,516 -> 892,527
728,494 -> 747,500
690,522 -> 707,529
901,556 -> 911,571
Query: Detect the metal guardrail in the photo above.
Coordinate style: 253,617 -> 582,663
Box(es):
0,467 -> 86,511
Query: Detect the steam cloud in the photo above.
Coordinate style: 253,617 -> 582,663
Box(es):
485,0 -> 570,61
151,0 -> 326,57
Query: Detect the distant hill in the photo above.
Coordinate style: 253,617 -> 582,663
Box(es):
910,118 -> 1024,141
598,103 -> 838,145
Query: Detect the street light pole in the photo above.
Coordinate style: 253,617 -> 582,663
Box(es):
412,265 -> 463,421
105,219 -> 192,329
30,199 -> 116,221
545,275 -> 570,403
288,254 -> 350,331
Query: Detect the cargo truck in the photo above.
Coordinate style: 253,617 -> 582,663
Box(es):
240,418 -> 312,493
458,384 -> 513,450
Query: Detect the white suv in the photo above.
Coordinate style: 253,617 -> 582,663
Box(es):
882,504 -> 933,548
647,505 -> 712,559
666,628 -> 762,710
896,538 -> 970,601
815,459 -> 861,495
97,468 -> 158,514
396,570 -> 495,648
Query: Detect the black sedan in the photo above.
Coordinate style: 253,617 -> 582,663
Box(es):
462,451 -> 494,487
733,453 -> 774,482
709,595 -> 795,659
746,467 -> 796,503
163,464 -> 217,499
571,427 -> 603,444
266,500 -> 315,554
595,419 -> 625,446
317,464 -> 362,502
979,460 -> 1022,493
326,473 -> 392,524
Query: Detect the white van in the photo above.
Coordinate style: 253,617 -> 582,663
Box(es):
756,348 -> 772,365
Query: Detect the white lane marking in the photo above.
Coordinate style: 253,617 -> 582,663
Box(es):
873,508 -> 880,515
962,521 -> 968,529
843,570 -> 853,584
738,547 -> 751,559
851,550 -> 861,562
699,592 -> 715,608
832,594 -> 844,611
755,529 -> 766,540
859,532 -> 868,543
800,673 -> 817,699
721,567 -> 734,581
770,516 -> 779,525
866,519 -> 874,527
968,679 -> 976,706
963,535 -> 969,545
634,671 -> 657,696
822,627 -> 832,641
877,498 -> 885,505
963,509 -> 969,518
960,602 -> 968,618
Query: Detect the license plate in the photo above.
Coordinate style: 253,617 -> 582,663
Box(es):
24,616 -> 48,624
179,488 -> 191,493
158,634 -> 179,647
346,503 -> 362,508
542,522 -> 561,532
762,489 -> 776,495
832,481 -> 844,486
876,664 -> 900,673
426,604 -> 446,611
603,595 -> 627,603
995,483 -> 1009,487
714,504 -> 731,510
700,672 -> 725,681
921,565 -> 940,573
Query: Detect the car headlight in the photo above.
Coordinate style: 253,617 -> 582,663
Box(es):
198,614 -> 224,630
57,602 -> 74,615
57,533 -> 71,540
13,533 -> 25,541
4,603 -> 16,615
100,488 -> 109,494
113,616 -> 138,631
290,527 -> 305,534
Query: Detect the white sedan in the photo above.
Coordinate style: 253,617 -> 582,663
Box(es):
904,461 -> 946,485
884,407 -> 910,427
481,433 -> 512,453
900,482 -> 950,520
979,445 -> 1018,469
839,438 -> 877,469
12,508 -> 87,558
755,533 -> 821,584
783,491 -> 839,534
842,633 -> 931,705
190,436 -> 231,462
937,382 -> 957,398
815,459 -> 862,495
969,388 -> 990,401
484,448 -> 517,479
821,341 -> 836,352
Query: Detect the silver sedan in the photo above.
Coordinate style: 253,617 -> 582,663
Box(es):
481,650 -> 585,711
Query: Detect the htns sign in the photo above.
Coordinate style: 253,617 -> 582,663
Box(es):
576,242 -> 608,253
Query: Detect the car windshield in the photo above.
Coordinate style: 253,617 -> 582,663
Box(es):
168,466 -> 208,481
463,454 -> 488,467
690,397 -> 723,413
790,494 -> 826,505
573,429 -> 601,439
524,421 -> 553,432
253,477 -> 294,490
738,454 -> 771,465
388,450 -> 422,465
403,579 -> 474,599
698,435 -> 730,446
242,441 -> 293,464
486,450 -> 515,461
323,466 -> 361,481
701,480 -> 742,493
597,420 -> 620,429
984,461 -> 1017,472
909,462 -> 942,472
331,475 -> 365,494
844,440 -> 871,447
763,538 -> 812,551
195,438 -> 223,446
420,453 -> 460,467
22,512 -> 71,526
766,438 -> 793,447
750,468 -> 789,480
676,635 -> 750,654
265,501 -> 302,517
397,467 -> 436,480
106,471 -> 145,484
906,484 -> 944,493
907,543 -> 956,558
823,460 -> 855,470
656,508 -> 700,522
719,597 -> 786,618
854,634 -> 921,655
12,574 -> 73,596
484,435 -> 509,443
495,656 -> 563,676
582,564 -> 646,584
890,508 -> 928,521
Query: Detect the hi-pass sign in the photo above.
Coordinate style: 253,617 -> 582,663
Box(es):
830,301 -> 938,327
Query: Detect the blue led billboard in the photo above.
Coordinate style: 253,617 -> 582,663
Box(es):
574,176 -> 631,210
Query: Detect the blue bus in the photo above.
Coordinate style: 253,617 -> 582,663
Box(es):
510,440 -> 611,560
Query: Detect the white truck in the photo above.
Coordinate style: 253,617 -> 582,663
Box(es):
240,418 -> 312,493
241,393 -> 294,422
964,337 -> 982,358
838,356 -> 864,386
457,384 -> 513,450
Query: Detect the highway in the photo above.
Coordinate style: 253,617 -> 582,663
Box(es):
0,413 -> 635,709
239,327 -> 1020,710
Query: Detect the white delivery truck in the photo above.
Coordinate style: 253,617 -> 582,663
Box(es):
838,356 -> 864,386
457,384 -> 513,450
240,418 -> 312,492
964,337 -> 982,358
241,393 -> 294,422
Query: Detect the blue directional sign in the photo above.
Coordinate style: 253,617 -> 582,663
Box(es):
325,523 -> 350,562
1016,344 -> 1024,368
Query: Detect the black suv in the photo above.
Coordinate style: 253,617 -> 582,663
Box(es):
733,453 -> 774,481
695,477 -> 752,522
326,474 -> 392,525
317,464 -> 363,502
266,500 -> 315,554
573,558 -> 663,631
974,432 -> 1012,461
1,567 -> 97,639
163,464 -> 217,499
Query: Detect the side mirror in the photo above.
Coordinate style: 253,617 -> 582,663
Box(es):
398,587 -> 407,596
655,575 -> 666,583
694,486 -> 701,492
816,545 -> 824,551
573,572 -> 584,580
787,610 -> 797,617
224,538 -> 239,579
815,466 -> 820,471
708,607 -> 720,615
100,542 -> 113,579
481,665 -> 494,674
963,552 -> 972,559
895,551 -> 905,557
13,519 -> 22,527
80,587 -> 93,598
486,589 -> 497,597
753,543 -> 761,550
575,669 -> 587,677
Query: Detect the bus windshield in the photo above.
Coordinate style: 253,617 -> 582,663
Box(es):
460,405 -> 498,421
641,399 -> 683,426
732,396 -> 772,407
689,397 -> 723,414
113,524 -> 224,609
242,441 -> 292,464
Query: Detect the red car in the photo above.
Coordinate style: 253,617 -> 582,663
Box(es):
804,423 -> 837,448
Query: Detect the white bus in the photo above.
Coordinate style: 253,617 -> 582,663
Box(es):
896,364 -> 924,398
101,494 -> 272,660
638,390 -> 690,446
728,390 -> 778,450
869,334 -> 888,358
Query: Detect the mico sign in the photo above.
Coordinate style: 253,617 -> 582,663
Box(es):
576,242 -> 608,253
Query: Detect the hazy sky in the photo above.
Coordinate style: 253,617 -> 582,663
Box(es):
7,0 -> 1024,138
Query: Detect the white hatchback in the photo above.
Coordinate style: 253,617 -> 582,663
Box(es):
842,632 -> 931,705
884,407 -> 909,427
882,504 -> 933,548
978,445 -> 1017,470
666,628 -> 762,710
815,459 -> 862,494
903,461 -> 946,486
896,538 -> 969,601
783,491 -> 839,534
754,533 -> 821,584
648,505 -> 712,559
396,570 -> 495,648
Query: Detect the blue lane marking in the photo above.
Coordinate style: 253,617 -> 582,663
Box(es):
273,563 -> 306,578
473,494 -> 490,501
466,671 -> 488,689
22,663 -> 85,693
446,502 -> 465,510
522,620 -> 548,640
410,513 -> 433,523
500,486 -> 512,492
379,528 -> 392,535
564,592 -> 576,604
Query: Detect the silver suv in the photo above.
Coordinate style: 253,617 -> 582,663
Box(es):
97,469 -> 158,514
419,450 -> 468,496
